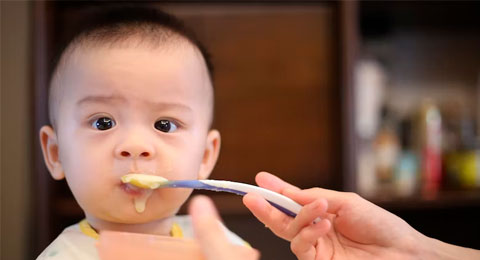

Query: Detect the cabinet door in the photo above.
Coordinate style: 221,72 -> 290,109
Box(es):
168,5 -> 341,189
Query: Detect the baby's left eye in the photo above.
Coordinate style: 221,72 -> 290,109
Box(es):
154,120 -> 178,133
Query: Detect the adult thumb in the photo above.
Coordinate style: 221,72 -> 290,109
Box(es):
189,195 -> 231,260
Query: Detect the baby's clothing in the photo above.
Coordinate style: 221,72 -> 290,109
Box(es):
37,215 -> 247,260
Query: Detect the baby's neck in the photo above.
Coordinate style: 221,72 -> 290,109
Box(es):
85,215 -> 174,236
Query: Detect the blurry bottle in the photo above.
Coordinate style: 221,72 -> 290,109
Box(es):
374,107 -> 400,186
355,59 -> 386,140
354,58 -> 387,198
458,149 -> 480,188
444,108 -> 480,189
395,119 -> 418,197
442,103 -> 462,189
456,117 -> 480,188
357,145 -> 377,198
417,100 -> 443,199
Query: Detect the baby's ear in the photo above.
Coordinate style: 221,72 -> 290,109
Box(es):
198,129 -> 221,180
39,125 -> 65,180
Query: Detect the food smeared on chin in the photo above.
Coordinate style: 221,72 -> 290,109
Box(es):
134,190 -> 152,213
121,173 -> 169,213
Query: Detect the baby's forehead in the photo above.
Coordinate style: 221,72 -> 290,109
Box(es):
50,38 -> 214,127
61,39 -> 210,92
57,33 -> 208,83
68,42 -> 208,92
67,35 -> 199,67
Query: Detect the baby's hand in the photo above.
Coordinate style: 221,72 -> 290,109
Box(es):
244,192 -> 331,260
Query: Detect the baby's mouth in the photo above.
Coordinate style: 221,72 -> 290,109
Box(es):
121,182 -> 146,196
120,172 -> 169,213
120,183 -> 153,213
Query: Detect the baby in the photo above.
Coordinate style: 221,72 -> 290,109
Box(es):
37,7 -> 246,259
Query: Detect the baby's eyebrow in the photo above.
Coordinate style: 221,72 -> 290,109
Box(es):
148,102 -> 193,113
76,94 -> 126,106
76,94 -> 193,113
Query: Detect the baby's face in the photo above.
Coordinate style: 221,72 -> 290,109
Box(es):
52,44 -> 215,224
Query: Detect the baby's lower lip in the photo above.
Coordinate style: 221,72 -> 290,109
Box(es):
121,183 -> 147,196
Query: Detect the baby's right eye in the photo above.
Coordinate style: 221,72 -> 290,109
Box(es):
92,117 -> 116,131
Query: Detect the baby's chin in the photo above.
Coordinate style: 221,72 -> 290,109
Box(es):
84,189 -> 191,224
116,206 -> 181,223
86,203 -> 181,225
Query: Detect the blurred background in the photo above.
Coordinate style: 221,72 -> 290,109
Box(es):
1,1 -> 479,259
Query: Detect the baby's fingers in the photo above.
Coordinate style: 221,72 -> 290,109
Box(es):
291,219 -> 331,260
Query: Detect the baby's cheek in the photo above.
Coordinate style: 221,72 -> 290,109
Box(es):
67,177 -> 103,209
169,188 -> 192,202
157,188 -> 192,210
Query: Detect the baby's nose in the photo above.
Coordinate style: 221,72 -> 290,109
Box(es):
119,150 -> 151,158
115,137 -> 155,159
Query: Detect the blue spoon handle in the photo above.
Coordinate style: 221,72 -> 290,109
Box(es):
164,180 -> 302,218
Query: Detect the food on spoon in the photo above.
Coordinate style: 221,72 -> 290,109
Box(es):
121,173 -> 168,189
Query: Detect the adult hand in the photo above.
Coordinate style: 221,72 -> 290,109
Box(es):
189,195 -> 260,260
243,172 -> 479,260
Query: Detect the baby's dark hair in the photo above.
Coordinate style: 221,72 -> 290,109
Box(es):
48,5 -> 214,127
51,5 -> 213,79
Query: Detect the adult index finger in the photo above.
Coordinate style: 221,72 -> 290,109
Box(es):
255,171 -> 300,194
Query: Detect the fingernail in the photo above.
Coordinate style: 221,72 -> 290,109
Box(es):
313,217 -> 322,224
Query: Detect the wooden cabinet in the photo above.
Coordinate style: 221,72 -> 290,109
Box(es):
167,5 -> 341,188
